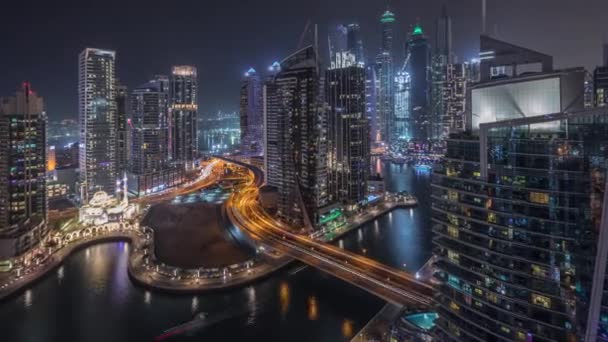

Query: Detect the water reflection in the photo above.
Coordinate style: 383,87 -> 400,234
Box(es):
191,296 -> 199,314
339,161 -> 433,272
307,296 -> 319,321
342,319 -> 354,338
279,281 -> 291,317
24,290 -> 33,308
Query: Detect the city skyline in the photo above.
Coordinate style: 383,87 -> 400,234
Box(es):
2,0 -> 607,120
5,2 -> 608,341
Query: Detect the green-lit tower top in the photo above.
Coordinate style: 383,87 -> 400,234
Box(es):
413,24 -> 423,35
380,10 -> 395,23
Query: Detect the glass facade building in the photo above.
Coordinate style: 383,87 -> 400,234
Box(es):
169,65 -> 198,170
0,84 -> 48,258
432,108 -> 608,341
239,68 -> 263,155
326,53 -> 370,206
78,48 -> 117,200
264,46 -> 328,229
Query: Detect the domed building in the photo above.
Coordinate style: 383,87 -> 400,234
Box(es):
79,176 -> 139,226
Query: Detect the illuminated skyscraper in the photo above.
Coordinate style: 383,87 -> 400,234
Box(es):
128,75 -> 184,196
169,65 -> 198,170
0,83 -> 48,258
264,46 -> 327,228
78,48 -> 117,200
405,25 -> 432,142
326,52 -> 369,206
394,70 -> 410,140
375,10 -> 396,144
115,82 -> 128,174
240,68 -> 263,155
431,5 -> 454,141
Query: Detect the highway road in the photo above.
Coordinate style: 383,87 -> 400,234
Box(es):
224,162 -> 433,307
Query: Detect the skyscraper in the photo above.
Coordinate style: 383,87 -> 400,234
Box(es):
436,3 -> 453,64
394,70 -> 410,140
406,25 -> 432,142
326,52 -> 369,207
365,65 -> 379,142
78,48 -> 117,201
0,83 -> 48,258
169,66 -> 198,170
346,23 -> 365,64
128,75 -> 184,196
432,107 -> 608,342
264,46 -> 327,229
432,5 -> 454,141
375,10 -> 396,144
115,82 -> 128,174
240,68 -> 263,155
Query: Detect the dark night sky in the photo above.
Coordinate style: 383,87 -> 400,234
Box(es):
1,0 -> 607,120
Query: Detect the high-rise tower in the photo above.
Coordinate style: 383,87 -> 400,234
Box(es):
78,48 -> 117,200
169,66 -> 198,170
264,46 -> 328,229
0,83 -> 48,258
375,10 -> 396,144
115,82 -> 128,174
406,25 -> 432,142
326,52 -> 370,206
240,68 -> 263,155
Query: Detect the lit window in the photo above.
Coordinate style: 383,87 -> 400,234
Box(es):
531,293 -> 551,308
448,225 -> 459,238
529,192 -> 549,204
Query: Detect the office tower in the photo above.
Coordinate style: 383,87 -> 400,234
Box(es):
375,10 -> 396,144
464,58 -> 481,84
0,83 -> 48,258
394,70 -> 410,140
128,76 -> 183,196
240,68 -> 263,155
406,25 -> 432,142
431,5 -> 454,141
78,48 -> 117,201
440,64 -> 467,135
326,52 -> 369,207
169,65 -> 198,170
436,3 -> 453,64
432,107 -> 608,342
479,35 -> 553,82
346,23 -> 365,64
115,83 -> 128,174
264,46 -> 327,229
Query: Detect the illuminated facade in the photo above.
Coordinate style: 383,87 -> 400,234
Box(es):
432,107 -> 608,341
326,52 -> 369,206
129,76 -> 184,196
0,84 -> 48,258
46,145 -> 56,172
240,68 -> 263,155
264,46 -> 328,228
79,177 -> 138,226
431,4 -> 454,141
393,70 -> 410,140
170,65 -> 198,170
115,82 -> 128,174
78,48 -> 117,200
440,63 -> 467,135
346,23 -> 364,64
